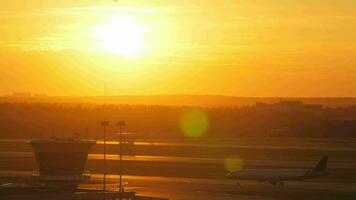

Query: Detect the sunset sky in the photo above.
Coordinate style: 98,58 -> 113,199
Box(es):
0,0 -> 355,97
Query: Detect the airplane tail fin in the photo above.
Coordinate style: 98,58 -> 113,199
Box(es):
312,156 -> 328,173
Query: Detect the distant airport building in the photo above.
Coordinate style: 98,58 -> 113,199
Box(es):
255,100 -> 322,113
33,93 -> 48,98
11,92 -> 32,97
29,138 -> 95,189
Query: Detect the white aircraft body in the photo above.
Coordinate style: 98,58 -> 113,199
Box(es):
227,156 -> 328,186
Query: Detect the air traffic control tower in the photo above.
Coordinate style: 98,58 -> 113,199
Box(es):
29,138 -> 95,189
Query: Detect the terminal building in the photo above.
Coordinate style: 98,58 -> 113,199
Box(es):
29,138 -> 95,189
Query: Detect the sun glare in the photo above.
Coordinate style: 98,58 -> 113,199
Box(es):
94,17 -> 147,57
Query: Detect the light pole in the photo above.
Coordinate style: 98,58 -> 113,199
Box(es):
101,120 -> 109,193
116,120 -> 126,193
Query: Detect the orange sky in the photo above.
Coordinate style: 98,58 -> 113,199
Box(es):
0,0 -> 356,97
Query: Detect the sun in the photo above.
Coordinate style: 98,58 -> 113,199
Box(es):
94,17 -> 147,57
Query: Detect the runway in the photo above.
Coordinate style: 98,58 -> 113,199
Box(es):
3,139 -> 356,152
1,151 -> 356,170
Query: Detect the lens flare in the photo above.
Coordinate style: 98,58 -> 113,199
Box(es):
224,156 -> 244,172
180,109 -> 209,138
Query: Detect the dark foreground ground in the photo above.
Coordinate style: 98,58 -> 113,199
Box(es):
1,138 -> 356,199
1,171 -> 356,200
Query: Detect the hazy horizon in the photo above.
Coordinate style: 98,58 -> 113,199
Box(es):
1,94 -> 355,108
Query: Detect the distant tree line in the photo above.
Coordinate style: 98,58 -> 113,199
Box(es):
0,102 -> 355,139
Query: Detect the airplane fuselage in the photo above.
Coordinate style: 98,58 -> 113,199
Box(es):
227,168 -> 327,185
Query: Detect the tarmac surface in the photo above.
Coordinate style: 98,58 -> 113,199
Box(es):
83,174 -> 356,200
1,139 -> 356,199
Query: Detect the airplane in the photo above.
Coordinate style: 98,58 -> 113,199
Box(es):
227,156 -> 328,187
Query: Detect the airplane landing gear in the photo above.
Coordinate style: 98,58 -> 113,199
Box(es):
269,181 -> 277,186
236,181 -> 242,188
269,181 -> 285,187
235,180 -> 242,188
